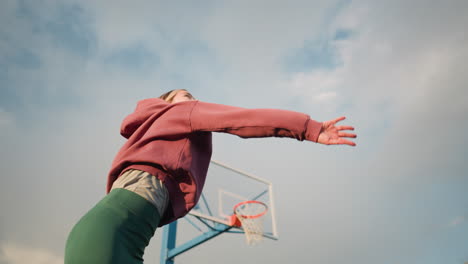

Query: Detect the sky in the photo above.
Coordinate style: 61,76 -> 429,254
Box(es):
1,0 -> 468,263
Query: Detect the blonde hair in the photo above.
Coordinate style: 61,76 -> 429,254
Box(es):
158,89 -> 187,103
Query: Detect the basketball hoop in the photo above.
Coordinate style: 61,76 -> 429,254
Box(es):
232,200 -> 268,245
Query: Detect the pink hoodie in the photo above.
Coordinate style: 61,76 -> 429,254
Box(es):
107,98 -> 322,225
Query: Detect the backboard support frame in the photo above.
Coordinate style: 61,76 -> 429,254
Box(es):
160,159 -> 278,264
189,159 -> 279,240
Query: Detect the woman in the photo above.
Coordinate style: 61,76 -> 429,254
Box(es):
65,89 -> 356,263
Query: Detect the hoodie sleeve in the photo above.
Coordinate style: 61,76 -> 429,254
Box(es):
190,101 -> 323,142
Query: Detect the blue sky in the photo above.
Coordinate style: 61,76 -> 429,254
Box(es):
1,1 -> 468,263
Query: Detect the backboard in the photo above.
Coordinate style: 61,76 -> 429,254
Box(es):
187,160 -> 278,241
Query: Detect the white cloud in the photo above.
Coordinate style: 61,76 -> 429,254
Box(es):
0,243 -> 62,264
287,0 -> 468,135
0,110 -> 14,127
315,91 -> 337,101
291,70 -> 341,104
449,215 -> 467,227
200,0 -> 335,66
2,1 -> 468,264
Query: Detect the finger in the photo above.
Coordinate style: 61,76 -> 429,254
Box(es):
332,116 -> 346,124
337,139 -> 356,146
338,132 -> 357,138
336,125 -> 354,131
329,138 -> 356,146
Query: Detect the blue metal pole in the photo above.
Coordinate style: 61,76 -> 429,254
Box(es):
167,223 -> 232,259
160,221 -> 177,264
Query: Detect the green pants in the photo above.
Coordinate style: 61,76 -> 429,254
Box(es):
65,188 -> 161,264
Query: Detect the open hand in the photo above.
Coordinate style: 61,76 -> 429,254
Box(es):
317,116 -> 356,146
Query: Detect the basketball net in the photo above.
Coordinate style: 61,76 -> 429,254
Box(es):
234,201 -> 267,245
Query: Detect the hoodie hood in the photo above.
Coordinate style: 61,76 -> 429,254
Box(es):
120,98 -> 169,138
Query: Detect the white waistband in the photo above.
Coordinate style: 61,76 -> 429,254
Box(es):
111,169 -> 169,217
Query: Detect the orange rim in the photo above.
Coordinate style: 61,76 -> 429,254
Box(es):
233,200 -> 268,219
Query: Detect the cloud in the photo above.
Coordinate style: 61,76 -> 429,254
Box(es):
449,215 -> 467,227
1,1 -> 468,264
0,109 -> 14,127
0,0 -> 96,115
315,91 -> 337,101
286,0 -> 468,148
0,243 -> 62,264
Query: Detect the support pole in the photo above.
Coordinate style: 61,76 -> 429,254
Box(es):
160,221 -> 232,264
167,223 -> 231,259
160,221 -> 177,264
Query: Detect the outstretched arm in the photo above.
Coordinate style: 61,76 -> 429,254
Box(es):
190,101 -> 356,146
317,116 -> 356,146
190,101 -> 321,141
